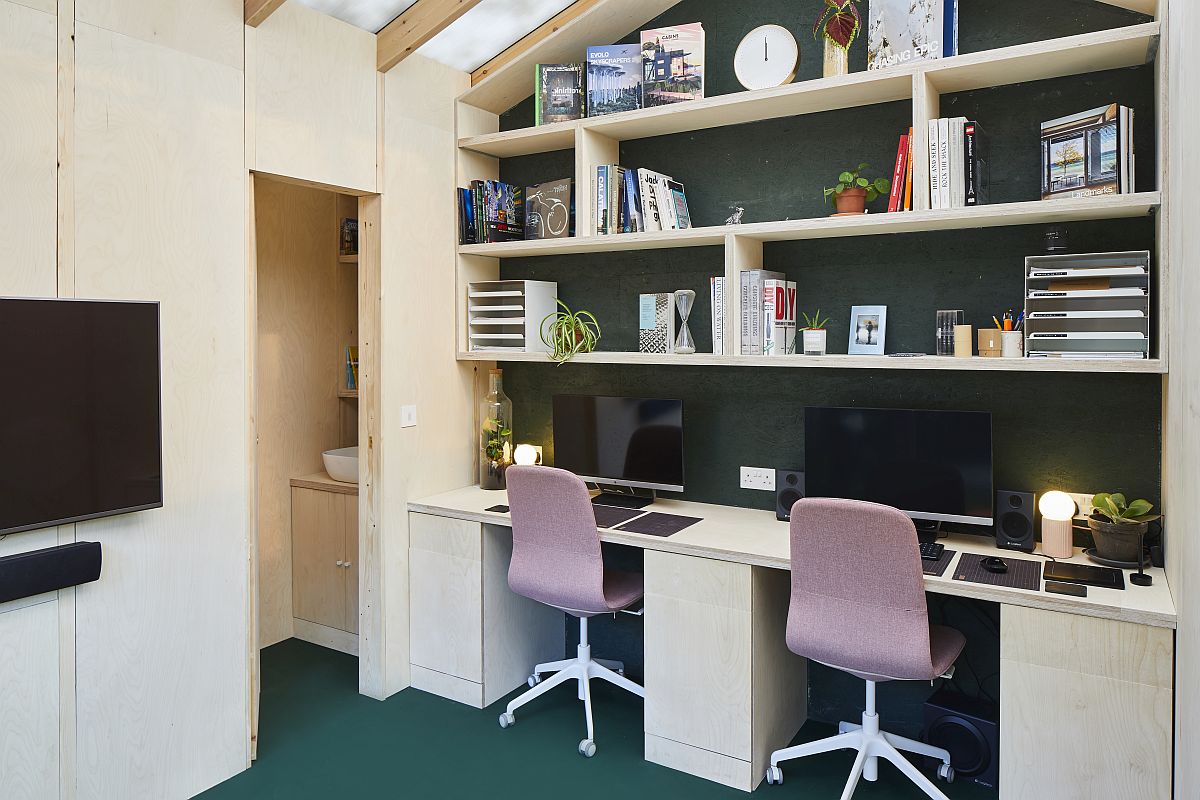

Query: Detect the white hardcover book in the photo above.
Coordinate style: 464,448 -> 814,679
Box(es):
1028,331 -> 1145,340
763,279 -> 779,356
1028,310 -> 1145,319
1028,351 -> 1146,359
928,119 -> 942,209
937,117 -> 951,211
1029,266 -> 1147,278
749,271 -> 761,354
711,276 -> 725,355
638,292 -> 675,354
638,170 -> 662,231
740,271 -> 751,355
948,116 -> 968,208
654,171 -> 678,229
1028,288 -> 1146,299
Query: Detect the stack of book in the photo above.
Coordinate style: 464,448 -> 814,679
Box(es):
534,23 -> 706,125
1023,250 -> 1150,360
457,180 -> 524,244
593,166 -> 691,235
739,270 -> 796,356
1041,104 -> 1135,201
887,128 -> 915,212
927,117 -> 990,209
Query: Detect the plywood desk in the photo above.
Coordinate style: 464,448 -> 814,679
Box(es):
409,487 -> 1176,796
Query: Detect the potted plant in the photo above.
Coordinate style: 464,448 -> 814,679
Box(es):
824,163 -> 890,215
1088,492 -> 1161,563
813,0 -> 862,77
540,300 -> 601,365
801,309 -> 829,355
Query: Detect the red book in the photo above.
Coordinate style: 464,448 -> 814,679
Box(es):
903,127 -> 914,210
888,133 -> 909,213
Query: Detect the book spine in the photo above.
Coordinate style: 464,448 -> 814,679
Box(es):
615,166 -> 626,233
655,172 -> 677,230
749,271 -> 762,355
949,117 -> 967,208
904,127 -> 914,211
534,65 -> 543,126
638,170 -> 659,232
624,168 -> 642,232
964,121 -> 978,206
740,271 -> 750,355
762,279 -> 777,356
928,119 -> 941,209
711,277 -> 724,356
938,117 -> 951,210
888,133 -> 908,213
785,281 -> 798,355
595,166 -> 607,236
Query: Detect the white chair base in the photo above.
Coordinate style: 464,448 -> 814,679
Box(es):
498,616 -> 645,757
765,681 -> 955,799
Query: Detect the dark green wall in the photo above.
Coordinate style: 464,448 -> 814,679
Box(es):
485,0 -> 1160,739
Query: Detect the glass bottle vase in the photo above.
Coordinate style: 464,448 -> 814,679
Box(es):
823,37 -> 849,78
479,368 -> 513,490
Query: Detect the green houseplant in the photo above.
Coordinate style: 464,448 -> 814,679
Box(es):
1088,492 -> 1161,563
825,163 -> 890,215
540,300 -> 601,365
801,309 -> 829,355
813,0 -> 862,77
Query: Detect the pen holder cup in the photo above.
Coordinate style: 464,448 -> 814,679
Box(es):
1001,331 -> 1024,359
978,329 -> 1003,358
953,325 -> 973,358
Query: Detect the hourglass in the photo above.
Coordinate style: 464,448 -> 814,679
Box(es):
674,290 -> 696,354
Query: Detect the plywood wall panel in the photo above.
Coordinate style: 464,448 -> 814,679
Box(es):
0,0 -> 57,298
72,21 -> 249,799
0,600 -> 59,800
76,0 -> 242,70
252,2 -> 377,192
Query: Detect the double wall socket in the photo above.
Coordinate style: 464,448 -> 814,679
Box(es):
740,466 -> 776,492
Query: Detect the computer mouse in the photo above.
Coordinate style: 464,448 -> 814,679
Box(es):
981,556 -> 1009,574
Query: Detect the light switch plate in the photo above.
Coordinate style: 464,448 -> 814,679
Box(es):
400,405 -> 417,428
740,466 -> 776,491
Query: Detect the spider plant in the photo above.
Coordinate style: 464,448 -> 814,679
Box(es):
540,300 -> 601,365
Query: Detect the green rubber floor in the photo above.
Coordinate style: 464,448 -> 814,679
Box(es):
198,639 -> 998,800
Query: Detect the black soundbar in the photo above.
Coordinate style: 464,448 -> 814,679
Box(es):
0,541 -> 102,604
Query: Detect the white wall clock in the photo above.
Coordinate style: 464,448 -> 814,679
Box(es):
734,24 -> 800,90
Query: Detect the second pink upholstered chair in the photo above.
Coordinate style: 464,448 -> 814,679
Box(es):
497,465 -> 646,758
764,498 -> 965,799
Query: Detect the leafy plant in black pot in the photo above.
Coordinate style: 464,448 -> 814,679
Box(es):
1088,493 -> 1160,565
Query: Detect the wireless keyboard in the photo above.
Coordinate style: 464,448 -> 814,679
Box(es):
920,541 -> 946,561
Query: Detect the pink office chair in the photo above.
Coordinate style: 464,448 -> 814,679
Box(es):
765,498 -> 965,799
497,465 -> 646,758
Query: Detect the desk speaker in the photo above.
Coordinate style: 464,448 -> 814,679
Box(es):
0,541 -> 102,604
776,470 -> 804,521
995,490 -> 1036,552
922,689 -> 999,790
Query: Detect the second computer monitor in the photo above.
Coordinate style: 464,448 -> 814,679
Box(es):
552,394 -> 684,493
804,406 -> 993,527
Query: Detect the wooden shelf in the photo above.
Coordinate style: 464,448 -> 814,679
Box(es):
458,193 -> 1160,258
458,349 -> 1166,374
337,388 -> 358,398
457,23 -> 1158,159
338,254 -> 358,264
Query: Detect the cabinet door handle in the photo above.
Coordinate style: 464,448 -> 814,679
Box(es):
343,562 -> 352,568
335,560 -> 344,567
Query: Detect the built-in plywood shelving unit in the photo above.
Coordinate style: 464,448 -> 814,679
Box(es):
453,11 -> 1168,373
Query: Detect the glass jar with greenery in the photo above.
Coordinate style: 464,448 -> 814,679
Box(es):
479,369 -> 513,490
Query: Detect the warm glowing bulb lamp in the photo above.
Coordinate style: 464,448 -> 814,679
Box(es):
1038,491 -> 1076,559
513,444 -> 541,466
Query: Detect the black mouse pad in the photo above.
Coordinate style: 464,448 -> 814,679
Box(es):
592,505 -> 645,529
923,549 -> 955,578
613,512 -> 702,537
484,504 -> 509,513
954,553 -> 1041,591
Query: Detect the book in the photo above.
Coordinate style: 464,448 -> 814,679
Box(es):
641,23 -> 705,108
638,169 -> 663,231
937,117 -> 951,210
639,292 -> 675,354
586,44 -> 643,117
457,188 -> 476,244
710,276 -> 725,355
339,218 -> 358,255
963,121 -> 989,206
1041,104 -> 1132,201
947,116 -> 968,208
888,132 -> 909,213
345,346 -> 359,391
868,0 -> 959,71
595,166 -> 609,235
740,269 -> 785,355
668,180 -> 691,229
650,171 -> 678,229
535,64 -> 585,125
928,119 -> 942,209
764,279 -> 797,356
904,127 -> 914,211
624,168 -> 643,232
524,178 -> 573,240
482,181 -> 524,242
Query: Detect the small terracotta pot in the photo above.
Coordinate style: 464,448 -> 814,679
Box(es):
834,187 -> 867,215
1088,515 -> 1148,563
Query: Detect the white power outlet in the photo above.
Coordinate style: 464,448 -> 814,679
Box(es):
1068,491 -> 1096,519
740,466 -> 776,492
400,405 -> 417,428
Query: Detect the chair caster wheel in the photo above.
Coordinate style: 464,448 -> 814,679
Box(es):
617,668 -> 625,676
528,674 -> 541,688
937,763 -> 955,783
764,765 -> 783,785
578,738 -> 596,758
498,712 -> 515,729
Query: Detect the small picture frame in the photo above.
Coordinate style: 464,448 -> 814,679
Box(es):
848,305 -> 887,355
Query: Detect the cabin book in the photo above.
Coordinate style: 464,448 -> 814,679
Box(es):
586,44 -> 643,117
867,0 -> 959,71
641,23 -> 704,108
535,63 -> 585,125
1041,104 -> 1132,201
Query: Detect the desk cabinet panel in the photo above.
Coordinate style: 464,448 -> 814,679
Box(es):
409,513 -> 484,683
1000,606 -> 1172,800
292,487 -> 349,631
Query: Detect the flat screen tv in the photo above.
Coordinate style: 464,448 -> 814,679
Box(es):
0,298 -> 163,535
804,406 -> 993,527
552,394 -> 684,492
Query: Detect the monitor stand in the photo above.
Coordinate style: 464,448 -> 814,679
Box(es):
592,486 -> 656,510
913,519 -> 942,544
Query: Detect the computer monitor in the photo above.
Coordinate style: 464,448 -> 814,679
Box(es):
552,395 -> 684,497
804,406 -> 993,527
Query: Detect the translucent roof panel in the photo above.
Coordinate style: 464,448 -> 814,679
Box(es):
416,0 -> 576,73
292,0 -> 419,33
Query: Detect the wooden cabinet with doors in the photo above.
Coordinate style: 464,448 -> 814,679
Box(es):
290,474 -> 358,654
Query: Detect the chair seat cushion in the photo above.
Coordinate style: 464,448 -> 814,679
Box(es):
929,624 -> 967,678
604,569 -> 644,611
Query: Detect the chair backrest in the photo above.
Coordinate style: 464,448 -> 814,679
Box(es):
786,497 -> 934,680
505,465 -> 608,614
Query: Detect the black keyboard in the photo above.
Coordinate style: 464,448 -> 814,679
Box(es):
920,541 -> 946,561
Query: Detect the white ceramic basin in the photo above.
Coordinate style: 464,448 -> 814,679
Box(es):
323,446 -> 358,484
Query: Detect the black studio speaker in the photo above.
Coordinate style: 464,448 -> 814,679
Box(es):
922,689 -> 999,790
776,470 -> 804,521
995,490 -> 1036,553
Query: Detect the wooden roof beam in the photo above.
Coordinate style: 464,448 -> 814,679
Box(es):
378,0 -> 486,72
245,0 -> 287,27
